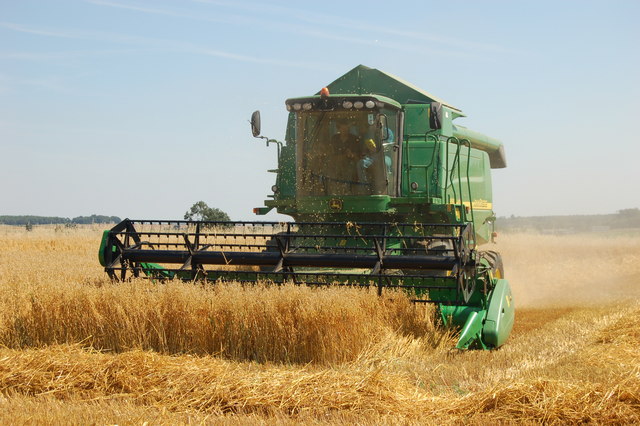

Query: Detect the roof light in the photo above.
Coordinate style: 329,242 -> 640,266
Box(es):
365,100 -> 375,108
293,103 -> 302,111
354,101 -> 364,109
320,87 -> 330,98
302,102 -> 312,111
342,101 -> 353,109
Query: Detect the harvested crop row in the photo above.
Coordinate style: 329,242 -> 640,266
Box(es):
0,304 -> 638,424
437,305 -> 640,424
0,344 -> 432,417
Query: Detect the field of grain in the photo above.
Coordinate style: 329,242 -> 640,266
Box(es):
0,225 -> 639,424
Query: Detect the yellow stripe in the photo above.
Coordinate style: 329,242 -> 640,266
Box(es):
455,200 -> 493,210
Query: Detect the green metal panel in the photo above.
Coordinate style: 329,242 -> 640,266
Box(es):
483,278 -> 515,347
98,230 -> 109,267
403,104 -> 431,135
403,140 -> 438,197
452,124 -> 506,169
295,195 -> 392,215
323,65 -> 460,110
439,106 -> 454,135
457,310 -> 488,350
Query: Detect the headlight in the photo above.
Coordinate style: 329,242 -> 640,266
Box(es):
365,100 -> 375,108
302,103 -> 312,110
342,101 -> 353,109
293,103 -> 302,111
354,101 -> 364,109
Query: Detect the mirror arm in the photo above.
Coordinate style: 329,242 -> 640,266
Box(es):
258,136 -> 283,158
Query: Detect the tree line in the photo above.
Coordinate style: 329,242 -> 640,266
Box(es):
0,215 -> 122,226
0,201 -> 231,227
496,208 -> 640,233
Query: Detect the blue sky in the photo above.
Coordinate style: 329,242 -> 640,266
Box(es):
1,0 -> 638,220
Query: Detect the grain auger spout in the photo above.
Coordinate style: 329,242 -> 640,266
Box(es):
99,65 -> 514,349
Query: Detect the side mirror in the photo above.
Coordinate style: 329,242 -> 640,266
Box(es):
250,110 -> 261,137
429,102 -> 442,130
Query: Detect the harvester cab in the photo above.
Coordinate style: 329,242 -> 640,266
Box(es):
99,65 -> 514,350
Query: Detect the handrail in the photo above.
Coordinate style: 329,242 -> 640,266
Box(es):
459,139 -> 476,230
444,137 -> 475,237
445,137 -> 462,204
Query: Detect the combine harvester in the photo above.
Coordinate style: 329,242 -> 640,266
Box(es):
99,65 -> 514,350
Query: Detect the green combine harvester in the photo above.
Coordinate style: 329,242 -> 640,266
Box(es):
99,65 -> 514,350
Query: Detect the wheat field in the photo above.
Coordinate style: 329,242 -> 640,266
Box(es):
0,225 -> 638,424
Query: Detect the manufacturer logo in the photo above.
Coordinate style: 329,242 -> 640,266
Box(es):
329,198 -> 343,210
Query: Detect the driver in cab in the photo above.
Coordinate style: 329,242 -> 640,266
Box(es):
331,120 -> 379,189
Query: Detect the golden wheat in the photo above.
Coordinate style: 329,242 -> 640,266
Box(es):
0,279 -> 446,364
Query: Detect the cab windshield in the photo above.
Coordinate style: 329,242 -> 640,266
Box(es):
295,109 -> 398,197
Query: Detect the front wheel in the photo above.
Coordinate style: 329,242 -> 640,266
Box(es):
479,250 -> 504,279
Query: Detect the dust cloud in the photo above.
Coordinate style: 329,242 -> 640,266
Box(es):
494,232 -> 640,308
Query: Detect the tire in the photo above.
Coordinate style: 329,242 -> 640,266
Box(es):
479,250 -> 505,279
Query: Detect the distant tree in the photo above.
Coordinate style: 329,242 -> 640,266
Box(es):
71,214 -> 121,225
72,215 -> 121,224
184,201 -> 230,222
618,208 -> 640,217
25,222 -> 33,231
